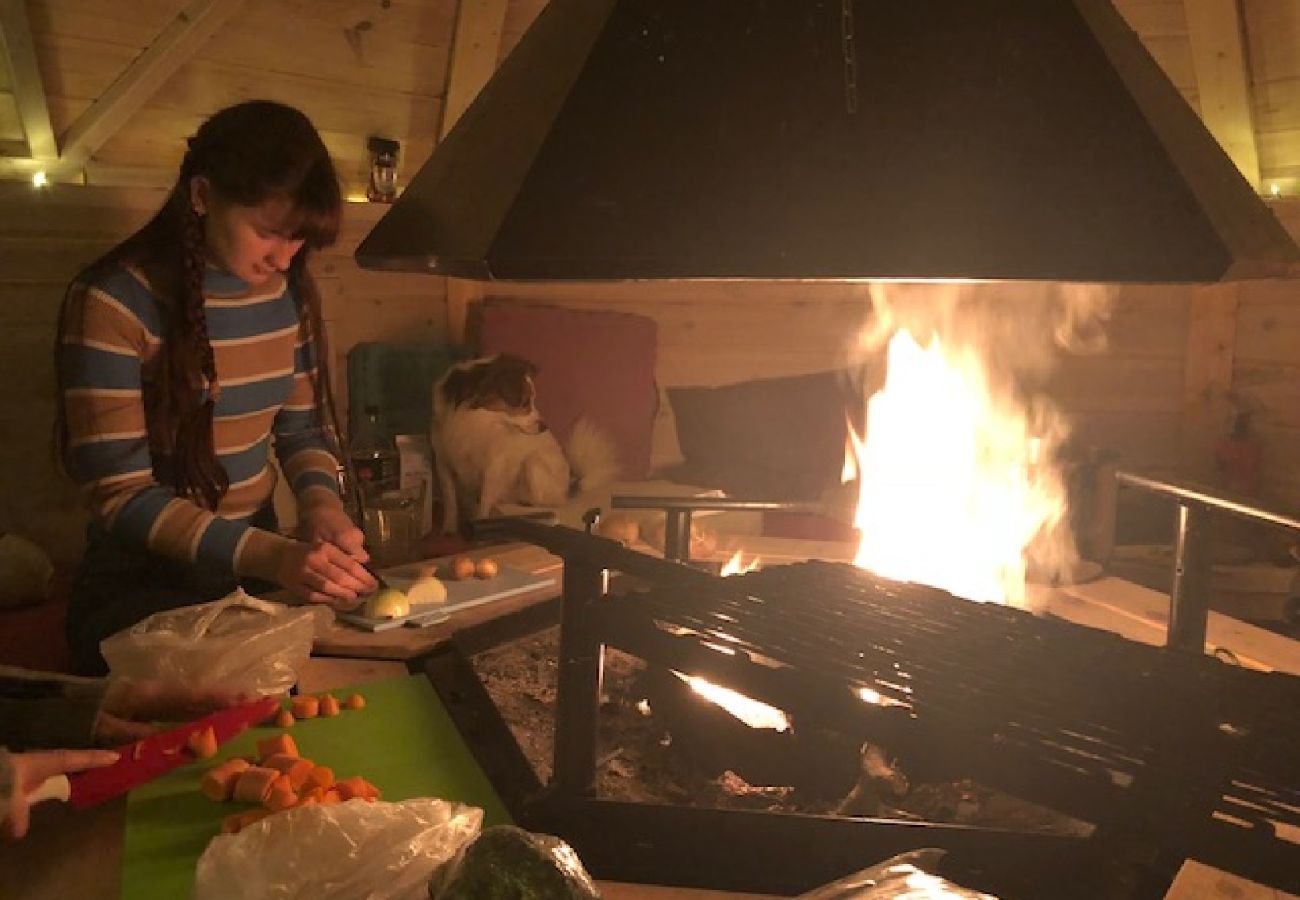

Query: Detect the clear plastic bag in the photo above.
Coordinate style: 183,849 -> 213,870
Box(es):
100,589 -> 328,696
798,849 -> 1001,899
193,798 -> 483,900
427,824 -> 601,899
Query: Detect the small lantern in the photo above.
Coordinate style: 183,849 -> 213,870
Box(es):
366,136 -> 400,203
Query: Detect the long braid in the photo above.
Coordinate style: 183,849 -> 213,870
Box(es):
172,197 -> 228,509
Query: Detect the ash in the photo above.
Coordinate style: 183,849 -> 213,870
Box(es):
471,626 -> 1089,835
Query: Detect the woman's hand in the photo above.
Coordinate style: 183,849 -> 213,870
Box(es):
275,538 -> 377,610
297,504 -> 368,562
2,748 -> 119,839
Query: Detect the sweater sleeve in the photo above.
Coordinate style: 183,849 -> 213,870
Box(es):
61,271 -> 293,583
273,325 -> 344,513
0,667 -> 106,751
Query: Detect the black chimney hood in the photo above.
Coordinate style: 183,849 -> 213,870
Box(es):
355,0 -> 1300,283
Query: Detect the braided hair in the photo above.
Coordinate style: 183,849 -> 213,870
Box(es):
55,101 -> 342,510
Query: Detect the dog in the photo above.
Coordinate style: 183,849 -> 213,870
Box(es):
431,353 -> 621,532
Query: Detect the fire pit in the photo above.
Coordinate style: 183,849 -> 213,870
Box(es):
425,513 -> 1300,899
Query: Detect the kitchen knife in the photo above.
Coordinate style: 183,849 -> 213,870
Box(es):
23,696 -> 279,809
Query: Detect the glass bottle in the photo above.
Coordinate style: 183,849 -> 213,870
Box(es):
349,405 -> 400,495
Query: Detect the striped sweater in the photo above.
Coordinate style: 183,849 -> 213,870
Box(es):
61,264 -> 342,583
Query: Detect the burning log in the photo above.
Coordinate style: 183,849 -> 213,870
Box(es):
835,741 -> 910,818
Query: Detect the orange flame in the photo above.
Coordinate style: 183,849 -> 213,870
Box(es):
850,328 -> 1069,606
719,550 -> 762,577
674,671 -> 791,731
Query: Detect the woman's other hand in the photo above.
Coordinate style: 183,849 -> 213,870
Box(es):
276,539 -> 376,610
2,748 -> 119,839
95,678 -> 254,742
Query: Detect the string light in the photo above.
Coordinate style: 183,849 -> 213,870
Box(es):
1269,183 -> 1282,199
31,171 -> 48,188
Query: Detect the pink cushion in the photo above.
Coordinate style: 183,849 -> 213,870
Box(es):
480,304 -> 659,478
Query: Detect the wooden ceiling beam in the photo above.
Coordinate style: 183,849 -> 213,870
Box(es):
439,0 -> 509,140
1183,0 -> 1261,189
57,0 -> 247,174
0,0 -> 57,161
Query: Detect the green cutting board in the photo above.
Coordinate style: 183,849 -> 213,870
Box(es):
121,673 -> 510,899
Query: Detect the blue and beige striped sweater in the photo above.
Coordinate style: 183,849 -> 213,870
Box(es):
61,265 -> 341,583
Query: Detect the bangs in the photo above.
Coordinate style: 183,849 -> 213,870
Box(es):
285,195 -> 340,249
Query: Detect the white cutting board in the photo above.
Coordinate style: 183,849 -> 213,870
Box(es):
337,564 -> 557,632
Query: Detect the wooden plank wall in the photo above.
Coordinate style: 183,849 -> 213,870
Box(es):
0,182 -> 442,562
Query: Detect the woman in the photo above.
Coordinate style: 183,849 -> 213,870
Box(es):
55,101 -> 376,674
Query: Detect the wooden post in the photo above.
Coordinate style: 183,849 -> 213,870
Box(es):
0,0 -> 56,161
1181,284 -> 1239,481
1183,0 -> 1261,189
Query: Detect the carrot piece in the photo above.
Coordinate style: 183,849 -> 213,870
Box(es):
290,695 -> 320,719
186,726 -> 218,759
280,759 -> 314,792
318,694 -> 341,717
303,765 -> 334,792
344,693 -> 366,711
200,758 -> 251,802
255,733 -> 298,762
220,806 -> 273,835
334,776 -> 376,801
274,709 -> 295,728
320,788 -> 342,804
232,766 -> 279,804
264,783 -> 297,812
261,752 -> 308,774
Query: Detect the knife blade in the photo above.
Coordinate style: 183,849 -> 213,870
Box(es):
25,696 -> 280,809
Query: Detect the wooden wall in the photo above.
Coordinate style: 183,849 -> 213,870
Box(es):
0,182 -> 442,563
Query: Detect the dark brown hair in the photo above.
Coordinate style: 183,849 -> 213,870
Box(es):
55,100 -> 343,509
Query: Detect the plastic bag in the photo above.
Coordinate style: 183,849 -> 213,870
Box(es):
100,589 -> 328,696
193,798 -> 483,900
798,849 -> 1000,899
427,824 -> 601,899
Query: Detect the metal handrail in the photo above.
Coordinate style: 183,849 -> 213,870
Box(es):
1116,470 -> 1300,653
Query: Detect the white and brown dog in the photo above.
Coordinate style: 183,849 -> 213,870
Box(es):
431,354 -> 620,532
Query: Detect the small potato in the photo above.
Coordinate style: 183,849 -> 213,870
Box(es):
474,557 -> 499,579
449,556 -> 476,581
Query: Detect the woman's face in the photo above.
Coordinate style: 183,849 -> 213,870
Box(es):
191,178 -> 306,286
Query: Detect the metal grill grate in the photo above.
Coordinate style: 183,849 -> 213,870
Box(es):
599,561 -> 1300,866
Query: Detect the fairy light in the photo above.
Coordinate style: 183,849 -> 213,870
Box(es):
31,171 -> 48,188
1269,183 -> 1282,199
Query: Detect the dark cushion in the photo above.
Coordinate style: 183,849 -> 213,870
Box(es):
666,370 -> 863,501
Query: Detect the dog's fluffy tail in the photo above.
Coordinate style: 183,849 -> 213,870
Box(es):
565,417 -> 622,493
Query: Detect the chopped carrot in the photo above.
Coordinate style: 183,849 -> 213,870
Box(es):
201,758 -> 251,802
222,808 -> 272,834
274,709 -> 295,728
290,695 -> 319,719
282,759 -> 315,792
320,788 -> 342,805
344,693 -> 366,711
261,752 -> 305,774
186,726 -> 218,759
232,766 -> 279,804
255,733 -> 298,761
302,765 -> 334,792
318,694 -> 340,717
335,776 -> 380,801
264,783 -> 297,812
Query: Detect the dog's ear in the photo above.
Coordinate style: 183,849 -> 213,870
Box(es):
482,355 -> 538,410
440,367 -> 483,409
